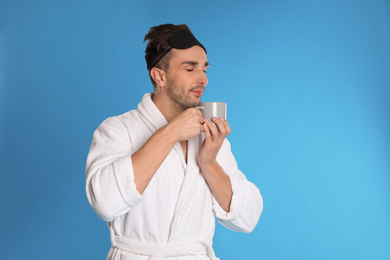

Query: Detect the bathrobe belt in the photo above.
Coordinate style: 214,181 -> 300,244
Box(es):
112,235 -> 219,259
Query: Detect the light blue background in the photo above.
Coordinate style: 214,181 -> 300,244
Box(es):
1,0 -> 389,259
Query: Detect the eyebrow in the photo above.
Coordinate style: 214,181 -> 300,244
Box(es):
182,61 -> 210,67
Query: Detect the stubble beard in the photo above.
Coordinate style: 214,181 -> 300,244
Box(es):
166,77 -> 201,112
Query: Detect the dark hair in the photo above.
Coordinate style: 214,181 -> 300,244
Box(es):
144,23 -> 191,87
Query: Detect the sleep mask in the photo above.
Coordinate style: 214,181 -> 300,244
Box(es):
150,28 -> 207,69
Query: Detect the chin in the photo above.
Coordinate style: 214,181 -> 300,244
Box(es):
182,101 -> 199,110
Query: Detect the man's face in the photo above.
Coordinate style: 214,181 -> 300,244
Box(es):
164,46 -> 209,111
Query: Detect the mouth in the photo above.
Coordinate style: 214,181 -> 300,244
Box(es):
190,87 -> 204,97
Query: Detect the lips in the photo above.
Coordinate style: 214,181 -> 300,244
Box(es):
190,87 -> 204,97
190,90 -> 203,96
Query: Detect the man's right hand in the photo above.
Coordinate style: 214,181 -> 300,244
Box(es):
132,107 -> 204,194
165,108 -> 204,142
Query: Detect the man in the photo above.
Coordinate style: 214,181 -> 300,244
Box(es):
86,23 -> 263,260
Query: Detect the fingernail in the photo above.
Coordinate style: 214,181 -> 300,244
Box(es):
220,117 -> 225,121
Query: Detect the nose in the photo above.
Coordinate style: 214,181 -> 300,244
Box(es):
197,70 -> 208,86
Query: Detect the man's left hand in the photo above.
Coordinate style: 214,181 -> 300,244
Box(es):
198,117 -> 231,168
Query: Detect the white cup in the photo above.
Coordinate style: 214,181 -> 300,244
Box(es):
197,102 -> 227,128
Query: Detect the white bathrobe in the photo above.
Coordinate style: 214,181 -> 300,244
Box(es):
86,93 -> 263,260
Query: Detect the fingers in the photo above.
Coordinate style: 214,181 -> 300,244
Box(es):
207,118 -> 220,136
181,107 -> 204,127
188,107 -> 204,124
211,117 -> 231,137
203,120 -> 211,138
190,107 -> 203,117
221,117 -> 231,134
201,118 -> 231,161
203,117 -> 231,143
170,108 -> 206,141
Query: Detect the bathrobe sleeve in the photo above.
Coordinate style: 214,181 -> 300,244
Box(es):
213,140 -> 263,233
86,117 -> 144,222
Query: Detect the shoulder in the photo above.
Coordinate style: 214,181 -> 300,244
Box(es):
99,109 -> 140,128
94,109 -> 141,136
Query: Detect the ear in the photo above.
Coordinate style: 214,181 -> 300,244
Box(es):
150,67 -> 166,88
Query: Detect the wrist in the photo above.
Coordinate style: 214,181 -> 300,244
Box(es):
199,160 -> 219,172
157,124 -> 178,145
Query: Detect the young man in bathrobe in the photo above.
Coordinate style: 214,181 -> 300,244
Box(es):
86,24 -> 263,260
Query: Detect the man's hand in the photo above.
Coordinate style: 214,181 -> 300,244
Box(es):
197,117 -> 233,212
197,117 -> 231,167
165,108 -> 205,142
132,108 -> 203,194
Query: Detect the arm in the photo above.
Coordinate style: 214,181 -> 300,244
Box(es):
198,118 -> 263,232
132,108 -> 204,194
214,146 -> 263,233
198,117 -> 233,212
85,117 -> 143,222
86,108 -> 204,221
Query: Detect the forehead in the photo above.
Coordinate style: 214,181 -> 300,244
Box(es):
170,46 -> 208,66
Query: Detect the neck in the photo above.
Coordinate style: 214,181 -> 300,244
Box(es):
152,92 -> 183,122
